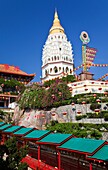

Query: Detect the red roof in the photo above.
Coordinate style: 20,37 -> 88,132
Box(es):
21,156 -> 58,170
0,64 -> 35,77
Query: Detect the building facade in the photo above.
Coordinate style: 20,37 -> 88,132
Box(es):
0,64 -> 35,108
41,11 -> 74,82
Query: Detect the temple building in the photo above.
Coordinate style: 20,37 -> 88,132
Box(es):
41,10 -> 74,82
0,64 -> 35,108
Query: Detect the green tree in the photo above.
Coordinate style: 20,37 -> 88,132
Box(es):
5,137 -> 28,170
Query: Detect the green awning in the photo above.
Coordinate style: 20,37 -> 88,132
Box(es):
14,127 -> 34,135
0,124 -> 12,130
24,130 -> 50,140
37,133 -> 72,145
88,145 -> 108,161
58,138 -> 105,154
4,126 -> 21,133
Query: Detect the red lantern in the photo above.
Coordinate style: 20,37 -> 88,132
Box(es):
82,101 -> 86,105
77,110 -> 81,114
96,99 -> 101,103
63,112 -> 67,115
93,94 -> 97,98
94,109 -> 100,114
52,113 -> 56,116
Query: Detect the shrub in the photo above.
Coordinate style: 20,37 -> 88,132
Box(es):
104,113 -> 108,121
76,115 -> 87,120
90,103 -> 101,111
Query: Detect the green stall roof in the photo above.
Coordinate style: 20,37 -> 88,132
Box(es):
0,124 -> 12,130
24,130 -> 50,139
58,138 -> 105,154
37,133 -> 72,145
88,145 -> 108,161
0,122 -> 5,126
14,127 -> 34,135
4,126 -> 21,133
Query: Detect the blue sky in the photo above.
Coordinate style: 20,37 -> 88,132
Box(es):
0,0 -> 108,82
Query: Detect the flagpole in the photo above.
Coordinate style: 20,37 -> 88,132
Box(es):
82,44 -> 87,72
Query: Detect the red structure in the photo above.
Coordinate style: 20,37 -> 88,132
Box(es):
0,64 -> 35,107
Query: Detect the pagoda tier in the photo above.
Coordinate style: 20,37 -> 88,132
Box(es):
41,11 -> 74,82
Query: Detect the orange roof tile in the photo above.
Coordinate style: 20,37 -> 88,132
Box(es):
0,64 -> 35,77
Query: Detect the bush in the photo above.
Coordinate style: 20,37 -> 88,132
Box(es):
90,103 -> 101,111
76,115 -> 87,120
104,113 -> 108,121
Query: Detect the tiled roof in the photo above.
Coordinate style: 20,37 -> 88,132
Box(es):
4,126 -> 21,133
37,133 -> 72,145
58,138 -> 105,154
88,145 -> 108,161
24,130 -> 50,140
0,122 -> 5,126
14,127 -> 34,135
0,124 -> 12,130
0,64 -> 35,76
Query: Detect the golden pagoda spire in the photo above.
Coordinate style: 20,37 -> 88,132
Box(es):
49,10 -> 64,34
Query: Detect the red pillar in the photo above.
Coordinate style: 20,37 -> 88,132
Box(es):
2,134 -> 5,144
90,163 -> 92,170
38,145 -> 41,167
58,151 -> 61,170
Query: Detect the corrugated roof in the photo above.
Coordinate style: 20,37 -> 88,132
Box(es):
24,130 -> 50,139
37,133 -> 72,144
4,126 -> 21,133
0,124 -> 12,130
88,145 -> 108,161
58,138 -> 105,154
14,127 -> 34,135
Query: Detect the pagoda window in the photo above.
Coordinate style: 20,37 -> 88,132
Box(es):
66,57 -> 68,61
59,67 -> 61,71
70,69 -> 72,73
64,57 -> 65,60
66,67 -> 69,73
51,37 -> 53,40
59,48 -> 61,51
54,56 -> 56,60
48,58 -> 50,61
54,66 -> 58,73
57,56 -> 59,60
52,57 -> 53,61
45,70 -> 48,76
50,68 -> 52,73
58,36 -> 60,39
63,67 -> 64,72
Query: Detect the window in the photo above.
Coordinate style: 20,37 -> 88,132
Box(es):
54,66 -> 58,73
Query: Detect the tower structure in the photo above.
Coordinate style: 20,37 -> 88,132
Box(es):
41,10 -> 74,82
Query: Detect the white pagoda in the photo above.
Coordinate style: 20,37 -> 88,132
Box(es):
41,10 -> 74,82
